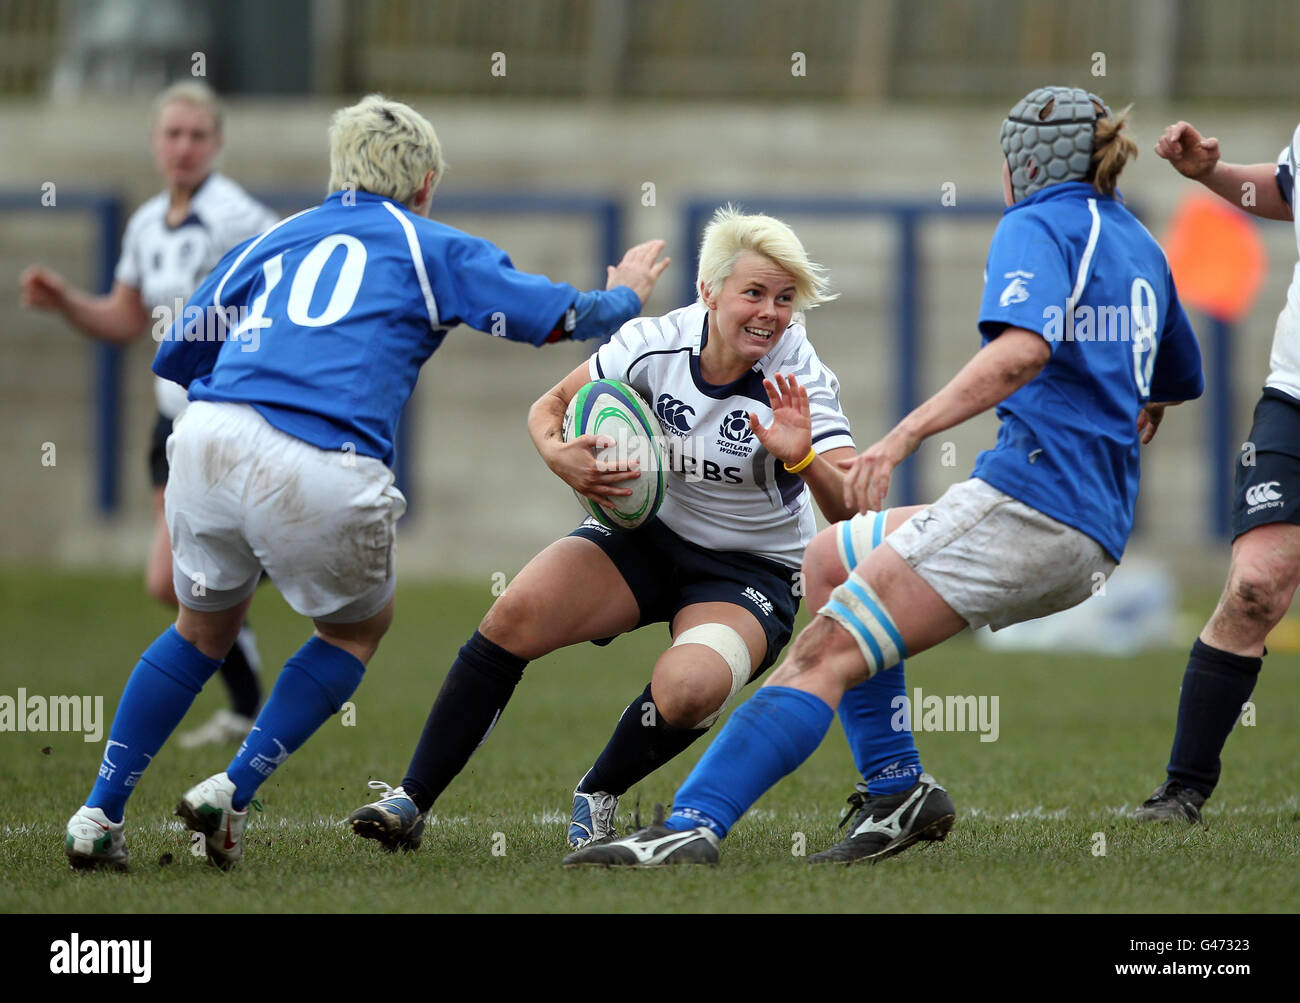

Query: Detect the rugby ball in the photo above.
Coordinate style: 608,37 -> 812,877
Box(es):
562,379 -> 667,531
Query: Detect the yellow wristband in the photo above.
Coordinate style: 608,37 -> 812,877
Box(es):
784,448 -> 817,474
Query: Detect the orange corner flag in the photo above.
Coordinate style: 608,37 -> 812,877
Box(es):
1163,193 -> 1267,323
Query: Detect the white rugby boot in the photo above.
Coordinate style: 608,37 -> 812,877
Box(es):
176,772 -> 255,869
65,805 -> 130,872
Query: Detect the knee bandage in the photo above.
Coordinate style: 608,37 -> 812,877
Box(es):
836,510 -> 889,572
672,623 -> 752,729
820,571 -> 907,677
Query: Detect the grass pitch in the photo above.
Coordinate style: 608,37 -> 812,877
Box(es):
1,568 -> 1296,914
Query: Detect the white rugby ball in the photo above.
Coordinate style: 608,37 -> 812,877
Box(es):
561,379 -> 667,531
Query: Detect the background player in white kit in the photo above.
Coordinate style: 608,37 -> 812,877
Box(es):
19,81 -> 276,747
1133,120 -> 1300,822
60,93 -> 668,871
347,207 -> 954,858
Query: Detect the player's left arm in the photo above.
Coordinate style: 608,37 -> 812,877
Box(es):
749,372 -> 857,522
1139,284 -> 1206,444
844,328 -> 1051,512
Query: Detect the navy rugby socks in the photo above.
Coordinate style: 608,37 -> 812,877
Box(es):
577,683 -> 708,797
218,625 -> 262,719
400,630 -> 527,813
666,686 -> 833,839
226,636 -> 364,809
1165,638 -> 1262,796
87,626 -> 223,822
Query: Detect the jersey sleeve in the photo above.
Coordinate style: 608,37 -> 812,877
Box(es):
1149,278 -> 1205,403
589,316 -> 657,382
1276,144 -> 1294,212
977,211 -> 1073,350
785,336 -> 854,452
216,199 -> 279,251
113,208 -> 145,289
435,233 -> 582,345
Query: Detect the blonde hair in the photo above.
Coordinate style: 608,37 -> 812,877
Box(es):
327,94 -> 446,205
696,205 -> 835,312
1088,102 -> 1137,198
152,80 -> 222,134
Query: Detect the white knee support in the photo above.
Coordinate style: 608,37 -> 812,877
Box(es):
820,571 -> 907,677
671,623 -> 752,729
836,510 -> 889,572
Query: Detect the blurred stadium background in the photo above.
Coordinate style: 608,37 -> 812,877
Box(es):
4,0 -> 1300,587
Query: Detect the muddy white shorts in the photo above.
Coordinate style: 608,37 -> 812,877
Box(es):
848,478 -> 1117,631
165,401 -> 406,623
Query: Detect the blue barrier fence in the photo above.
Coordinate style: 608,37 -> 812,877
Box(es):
6,187 -> 1237,536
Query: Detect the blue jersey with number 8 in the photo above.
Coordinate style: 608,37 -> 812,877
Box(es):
973,182 -> 1204,561
153,190 -> 638,466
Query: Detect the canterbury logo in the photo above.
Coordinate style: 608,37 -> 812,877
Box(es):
1245,481 -> 1282,506
655,394 -> 695,434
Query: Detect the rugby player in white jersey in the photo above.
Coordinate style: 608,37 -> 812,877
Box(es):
347,207 -> 955,860
60,93 -> 668,871
20,81 -> 276,747
1133,120 -> 1300,823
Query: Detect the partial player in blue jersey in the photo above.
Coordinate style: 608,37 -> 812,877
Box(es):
564,86 -> 1206,868
20,81 -> 273,749
344,206 -> 951,861
1133,119 -> 1300,823
62,94 -> 668,871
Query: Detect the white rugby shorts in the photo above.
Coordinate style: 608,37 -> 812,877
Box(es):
845,478 -> 1117,631
165,401 -> 405,623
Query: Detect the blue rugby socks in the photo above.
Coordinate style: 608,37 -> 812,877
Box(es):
665,686 -> 833,839
401,631 -> 527,812
87,626 -> 223,822
1165,639 -> 1262,796
839,663 -> 923,795
226,636 -> 365,810
578,683 -> 707,797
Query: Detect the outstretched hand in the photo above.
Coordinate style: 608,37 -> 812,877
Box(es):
607,239 -> 671,308
19,265 -> 67,311
1155,121 -> 1220,181
842,428 -> 919,513
748,373 -> 812,467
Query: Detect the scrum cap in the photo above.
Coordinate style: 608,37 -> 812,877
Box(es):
1000,86 -> 1111,202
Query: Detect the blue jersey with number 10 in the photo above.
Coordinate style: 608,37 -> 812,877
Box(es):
973,182 -> 1204,562
153,190 -> 639,466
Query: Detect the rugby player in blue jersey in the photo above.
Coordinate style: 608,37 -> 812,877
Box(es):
62,94 -> 668,871
565,86 -> 1208,867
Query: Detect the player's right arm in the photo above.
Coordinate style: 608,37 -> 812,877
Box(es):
1156,121 -> 1293,221
435,233 -> 668,345
18,269 -> 150,344
527,360 -> 641,508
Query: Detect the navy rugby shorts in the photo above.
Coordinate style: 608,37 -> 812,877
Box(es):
569,516 -> 800,672
1231,389 -> 1300,540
